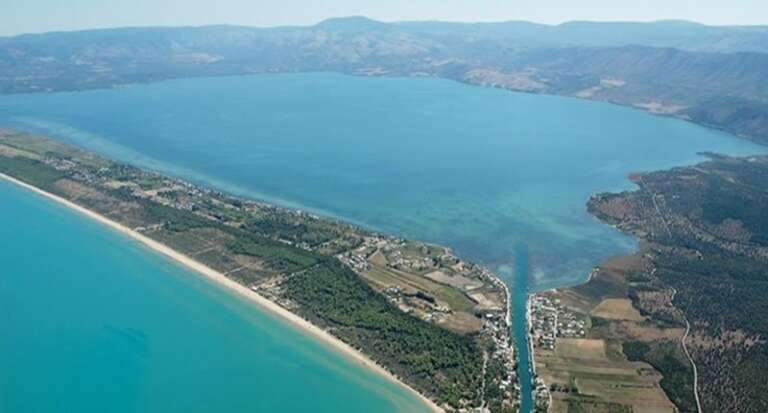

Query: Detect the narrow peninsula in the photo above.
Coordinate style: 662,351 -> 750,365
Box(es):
0,129 -> 518,413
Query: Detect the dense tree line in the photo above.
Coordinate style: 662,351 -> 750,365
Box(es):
597,156 -> 768,412
283,260 -> 485,407
0,156 -> 65,192
0,143 -> 499,411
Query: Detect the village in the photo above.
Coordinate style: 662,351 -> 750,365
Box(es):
529,294 -> 587,352
528,292 -> 589,412
4,132 -> 521,412
337,234 -> 520,412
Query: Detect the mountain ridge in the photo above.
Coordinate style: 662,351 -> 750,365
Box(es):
1,19 -> 767,143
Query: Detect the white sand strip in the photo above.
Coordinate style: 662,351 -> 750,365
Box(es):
0,172 -> 442,413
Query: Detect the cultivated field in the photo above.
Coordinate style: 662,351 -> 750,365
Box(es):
591,298 -> 645,321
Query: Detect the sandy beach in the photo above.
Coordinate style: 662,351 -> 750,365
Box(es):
0,172 -> 443,413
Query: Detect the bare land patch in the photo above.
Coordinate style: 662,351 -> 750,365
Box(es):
591,298 -> 645,321
555,338 -> 607,360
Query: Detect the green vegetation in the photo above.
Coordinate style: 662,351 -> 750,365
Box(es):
565,399 -> 632,413
0,132 -> 516,411
243,217 -> 341,247
622,340 -> 695,411
0,156 -> 65,192
620,340 -> 649,361
589,316 -> 609,329
652,352 -> 695,412
589,155 -> 768,412
227,237 -> 319,273
571,275 -> 626,303
483,352 -> 516,413
437,286 -> 476,313
143,203 -> 211,232
284,259 -> 485,406
734,347 -> 768,412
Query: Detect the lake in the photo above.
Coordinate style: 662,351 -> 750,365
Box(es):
1,73 -> 764,412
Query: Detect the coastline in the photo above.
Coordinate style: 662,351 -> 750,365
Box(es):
0,172 -> 443,413
525,298 -> 536,377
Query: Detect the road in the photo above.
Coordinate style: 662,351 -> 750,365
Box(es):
671,288 -> 703,413
640,177 -> 672,238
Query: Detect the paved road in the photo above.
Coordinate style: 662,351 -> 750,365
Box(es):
672,288 -> 703,413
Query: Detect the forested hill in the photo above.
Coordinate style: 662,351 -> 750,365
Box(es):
588,154 -> 768,412
1,17 -> 768,143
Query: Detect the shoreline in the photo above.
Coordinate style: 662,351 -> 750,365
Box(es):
4,71 -> 766,149
0,172 -> 443,413
525,298 -> 536,377
525,296 -> 539,408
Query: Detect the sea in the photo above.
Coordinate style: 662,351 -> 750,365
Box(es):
1,73 -> 764,412
0,178 -> 432,412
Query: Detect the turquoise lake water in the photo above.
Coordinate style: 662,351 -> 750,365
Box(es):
0,179 -> 431,412
1,73 -> 764,412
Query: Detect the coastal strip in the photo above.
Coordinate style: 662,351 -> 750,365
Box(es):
0,172 -> 444,413
526,294 -> 548,411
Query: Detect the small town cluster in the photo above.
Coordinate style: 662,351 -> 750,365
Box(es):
529,294 -> 587,351
338,234 -> 520,411
528,292 -> 588,411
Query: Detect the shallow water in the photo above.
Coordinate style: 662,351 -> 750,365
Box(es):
0,179 -> 432,412
1,73 -> 764,411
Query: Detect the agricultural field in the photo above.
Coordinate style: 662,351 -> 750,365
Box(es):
354,239 -> 504,334
531,253 -> 679,412
591,299 -> 645,322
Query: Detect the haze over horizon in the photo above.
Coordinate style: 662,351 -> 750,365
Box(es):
2,1 -> 768,412
3,0 -> 767,36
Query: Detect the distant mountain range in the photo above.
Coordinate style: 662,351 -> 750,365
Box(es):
2,17 -> 767,143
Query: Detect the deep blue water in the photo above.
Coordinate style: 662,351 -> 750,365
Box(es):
1,73 -> 764,411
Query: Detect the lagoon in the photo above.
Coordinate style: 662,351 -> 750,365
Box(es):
1,73 -> 764,412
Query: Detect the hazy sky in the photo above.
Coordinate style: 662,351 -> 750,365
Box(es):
3,0 -> 766,36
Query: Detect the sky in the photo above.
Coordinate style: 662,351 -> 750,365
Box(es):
2,0 -> 766,36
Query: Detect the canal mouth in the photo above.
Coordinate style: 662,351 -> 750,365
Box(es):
499,245 -> 533,413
